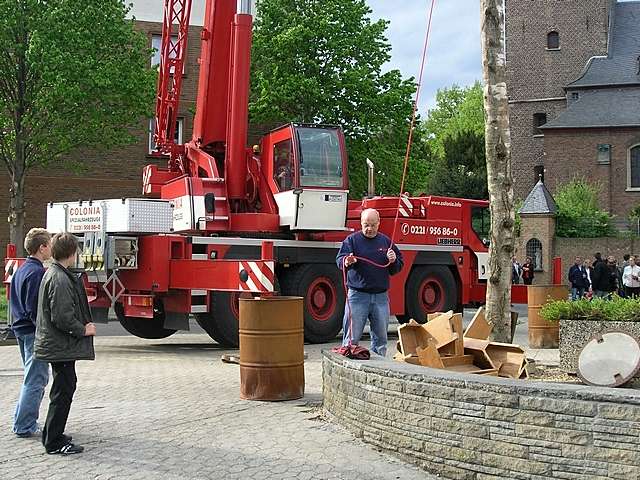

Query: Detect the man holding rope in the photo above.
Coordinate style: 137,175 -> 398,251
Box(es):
337,208 -> 404,357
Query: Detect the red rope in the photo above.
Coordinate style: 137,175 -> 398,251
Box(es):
391,0 -> 437,244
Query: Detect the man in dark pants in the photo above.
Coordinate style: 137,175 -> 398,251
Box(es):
10,228 -> 51,437
35,233 -> 96,455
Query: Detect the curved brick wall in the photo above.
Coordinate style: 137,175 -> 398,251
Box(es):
323,351 -> 640,479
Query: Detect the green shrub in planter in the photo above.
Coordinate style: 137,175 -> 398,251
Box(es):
540,296 -> 640,323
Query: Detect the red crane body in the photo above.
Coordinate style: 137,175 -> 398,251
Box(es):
4,0 -> 542,347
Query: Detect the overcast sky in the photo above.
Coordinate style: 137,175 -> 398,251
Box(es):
366,0 -> 482,115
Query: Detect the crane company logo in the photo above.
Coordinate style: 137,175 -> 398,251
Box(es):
401,223 -> 410,235
67,205 -> 103,232
431,200 -> 462,208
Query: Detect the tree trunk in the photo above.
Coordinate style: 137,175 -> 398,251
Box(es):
480,0 -> 515,342
8,152 -> 26,258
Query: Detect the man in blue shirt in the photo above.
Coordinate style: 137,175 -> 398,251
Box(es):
336,208 -> 403,357
10,228 -> 51,437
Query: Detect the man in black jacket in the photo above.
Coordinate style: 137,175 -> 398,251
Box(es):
592,253 -> 616,299
568,256 -> 589,300
35,233 -> 96,455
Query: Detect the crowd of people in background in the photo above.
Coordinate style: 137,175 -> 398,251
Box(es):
511,251 -> 640,301
567,252 -> 640,300
511,256 -> 535,285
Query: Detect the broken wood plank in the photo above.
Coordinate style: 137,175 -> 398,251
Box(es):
463,337 -> 496,370
450,313 -> 464,357
423,311 -> 456,349
441,354 -> 474,367
463,306 -> 492,340
398,320 -> 435,356
416,341 -> 444,369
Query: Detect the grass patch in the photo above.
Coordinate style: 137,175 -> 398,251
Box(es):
540,296 -> 640,323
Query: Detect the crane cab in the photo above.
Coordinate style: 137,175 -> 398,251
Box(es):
261,123 -> 349,231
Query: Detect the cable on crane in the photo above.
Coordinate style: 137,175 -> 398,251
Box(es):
391,0 -> 437,245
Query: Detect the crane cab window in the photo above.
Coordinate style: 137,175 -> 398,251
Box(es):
273,139 -> 293,191
472,206 -> 490,245
296,127 -> 343,188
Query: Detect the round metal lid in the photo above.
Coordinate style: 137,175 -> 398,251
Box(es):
577,332 -> 640,387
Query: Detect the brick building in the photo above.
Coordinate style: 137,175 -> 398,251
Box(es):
0,1 -> 208,251
506,0 -> 640,219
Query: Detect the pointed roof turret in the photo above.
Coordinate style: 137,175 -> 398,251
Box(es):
519,178 -> 557,215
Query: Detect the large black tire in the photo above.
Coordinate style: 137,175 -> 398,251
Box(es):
114,302 -> 177,339
194,291 -> 253,348
404,265 -> 458,324
280,264 -> 344,343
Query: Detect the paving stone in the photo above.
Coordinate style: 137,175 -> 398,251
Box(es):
0,334 -> 428,480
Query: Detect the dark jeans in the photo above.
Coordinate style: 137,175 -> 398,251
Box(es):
523,278 -> 533,285
626,286 -> 640,298
42,362 -> 77,452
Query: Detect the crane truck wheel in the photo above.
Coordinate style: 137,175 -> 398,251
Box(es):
404,265 -> 458,324
114,302 -> 177,339
194,291 -> 254,348
280,264 -> 344,344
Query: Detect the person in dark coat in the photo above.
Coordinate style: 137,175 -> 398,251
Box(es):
521,257 -> 535,285
35,233 -> 96,455
592,253 -> 615,299
568,256 -> 589,300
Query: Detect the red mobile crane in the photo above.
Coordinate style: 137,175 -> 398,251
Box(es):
4,0 -> 495,347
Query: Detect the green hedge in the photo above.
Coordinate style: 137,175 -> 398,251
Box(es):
0,286 -> 7,322
540,296 -> 640,323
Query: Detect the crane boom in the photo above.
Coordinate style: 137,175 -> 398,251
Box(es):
154,0 -> 193,172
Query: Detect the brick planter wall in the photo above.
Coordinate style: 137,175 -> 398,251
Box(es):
323,351 -> 640,480
560,319 -> 640,373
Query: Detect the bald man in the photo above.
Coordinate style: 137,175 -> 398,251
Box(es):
336,208 -> 403,357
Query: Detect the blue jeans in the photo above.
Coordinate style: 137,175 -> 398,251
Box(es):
571,287 -> 585,300
341,290 -> 390,357
13,332 -> 49,436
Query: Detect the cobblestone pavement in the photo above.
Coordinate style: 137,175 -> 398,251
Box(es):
0,334 -> 431,480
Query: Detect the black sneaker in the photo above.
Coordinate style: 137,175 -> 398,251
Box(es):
47,443 -> 84,455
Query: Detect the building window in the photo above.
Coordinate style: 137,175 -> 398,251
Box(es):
533,113 -> 547,135
547,31 -> 560,49
149,118 -> 184,154
151,34 -> 180,72
597,144 -> 611,165
534,165 -> 544,183
571,92 -> 579,101
526,238 -> 543,271
628,145 -> 640,190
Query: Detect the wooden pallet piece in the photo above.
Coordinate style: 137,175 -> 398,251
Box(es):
398,320 -> 435,356
450,313 -> 464,356
423,311 -> 457,350
485,342 -> 526,379
416,341 -> 444,369
463,306 -> 493,340
441,354 -> 474,367
463,337 -> 496,370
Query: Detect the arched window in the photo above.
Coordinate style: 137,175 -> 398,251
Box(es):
628,145 -> 640,191
547,31 -> 560,49
526,238 -> 543,271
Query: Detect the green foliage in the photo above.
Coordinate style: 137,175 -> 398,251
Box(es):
422,83 -> 487,199
540,296 -> 640,323
554,178 -> 616,237
0,0 -> 156,171
250,0 -> 427,198
0,286 -> 6,321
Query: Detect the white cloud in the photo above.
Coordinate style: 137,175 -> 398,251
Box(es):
366,0 -> 481,114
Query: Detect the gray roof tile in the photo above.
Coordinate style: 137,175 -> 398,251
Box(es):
569,2 -> 640,88
519,179 -> 557,215
540,87 -> 640,129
